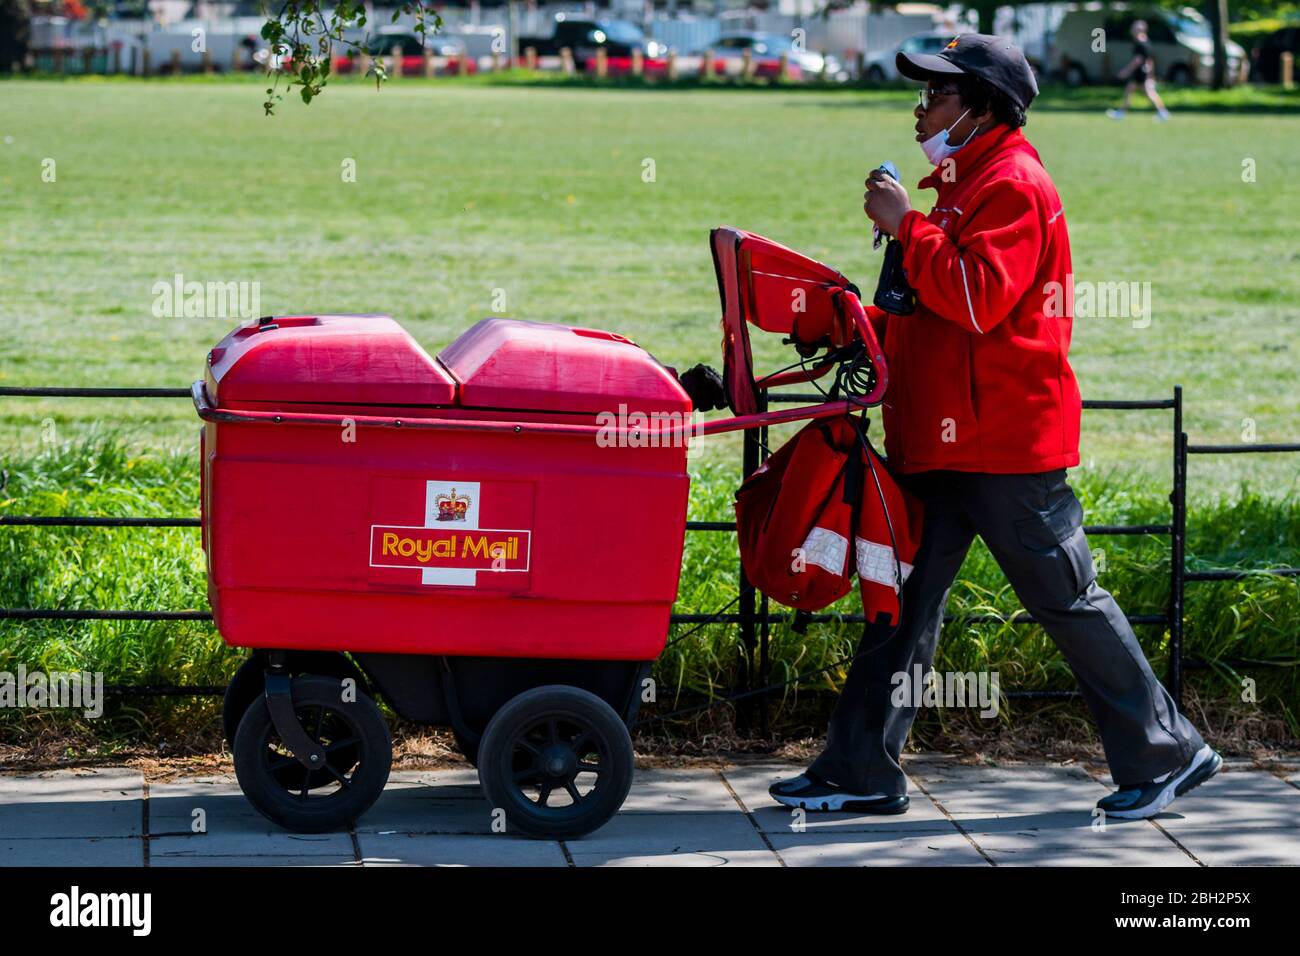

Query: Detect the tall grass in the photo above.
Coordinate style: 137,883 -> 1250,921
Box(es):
0,432 -> 1296,746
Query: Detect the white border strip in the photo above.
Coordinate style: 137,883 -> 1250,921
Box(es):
957,256 -> 982,333
369,523 -> 532,573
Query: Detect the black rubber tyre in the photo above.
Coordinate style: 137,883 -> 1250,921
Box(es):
476,685 -> 634,839
233,675 -> 392,833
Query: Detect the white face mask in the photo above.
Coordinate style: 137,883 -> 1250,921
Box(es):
919,108 -> 977,166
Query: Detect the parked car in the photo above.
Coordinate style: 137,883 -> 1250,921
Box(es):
862,30 -> 972,84
1249,24 -> 1300,84
274,31 -> 476,76
340,30 -> 476,75
696,31 -> 846,82
517,15 -> 667,69
1052,6 -> 1247,86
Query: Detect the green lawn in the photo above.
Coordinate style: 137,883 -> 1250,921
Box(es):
0,79 -> 1297,498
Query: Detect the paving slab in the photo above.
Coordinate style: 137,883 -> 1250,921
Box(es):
149,830 -> 355,865
0,837 -> 141,867
1157,827 -> 1300,866
769,830 -> 988,866
354,770 -> 492,835
1092,768 -> 1300,831
358,833 -> 569,866
906,762 -> 1109,820
0,769 -> 142,839
1117,770 -> 1300,866
148,774 -> 284,835
959,818 -> 1198,866
148,842 -> 356,868
2,760 -> 1298,866
564,811 -> 777,867
620,768 -> 744,813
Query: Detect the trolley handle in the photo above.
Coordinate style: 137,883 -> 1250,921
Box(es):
837,289 -> 889,406
192,380 -> 854,440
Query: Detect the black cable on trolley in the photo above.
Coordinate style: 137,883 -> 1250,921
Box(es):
638,331 -> 912,729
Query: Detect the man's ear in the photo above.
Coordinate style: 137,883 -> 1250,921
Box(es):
974,108 -> 997,134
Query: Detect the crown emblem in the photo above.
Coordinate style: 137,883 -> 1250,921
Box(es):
945,37 -> 960,49
435,488 -> 471,521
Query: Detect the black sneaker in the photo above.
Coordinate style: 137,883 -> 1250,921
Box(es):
1097,744 -> 1223,820
768,769 -> 909,813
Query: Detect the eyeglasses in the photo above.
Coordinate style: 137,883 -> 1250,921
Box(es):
918,87 -> 960,110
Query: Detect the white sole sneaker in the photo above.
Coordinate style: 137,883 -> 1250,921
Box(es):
770,791 -> 881,811
1103,745 -> 1221,820
769,790 -> 909,814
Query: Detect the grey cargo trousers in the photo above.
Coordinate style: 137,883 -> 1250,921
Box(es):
808,467 -> 1206,795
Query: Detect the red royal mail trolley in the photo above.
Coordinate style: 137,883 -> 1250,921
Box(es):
195,227 -> 888,838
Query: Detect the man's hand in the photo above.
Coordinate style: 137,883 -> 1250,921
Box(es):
864,168 -> 912,239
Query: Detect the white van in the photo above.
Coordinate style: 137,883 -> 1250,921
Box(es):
1051,5 -> 1247,86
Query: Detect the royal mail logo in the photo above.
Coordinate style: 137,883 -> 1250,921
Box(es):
370,526 -> 530,572
368,479 -> 531,586
435,488 -> 470,521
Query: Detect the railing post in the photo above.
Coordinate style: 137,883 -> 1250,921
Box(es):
758,394 -> 771,737
737,406 -> 762,734
1168,385 -> 1186,707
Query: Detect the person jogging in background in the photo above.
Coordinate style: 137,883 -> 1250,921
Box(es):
768,34 -> 1221,821
1107,20 -> 1171,121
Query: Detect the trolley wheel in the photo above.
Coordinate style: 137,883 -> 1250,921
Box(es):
233,675 -> 392,833
222,651 -> 370,746
476,685 -> 634,839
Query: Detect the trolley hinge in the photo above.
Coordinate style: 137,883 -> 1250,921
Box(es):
263,671 -> 327,769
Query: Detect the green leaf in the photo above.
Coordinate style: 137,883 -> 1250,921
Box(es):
256,0 -> 440,111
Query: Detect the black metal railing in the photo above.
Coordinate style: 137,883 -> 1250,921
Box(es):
1,384 -> 1296,730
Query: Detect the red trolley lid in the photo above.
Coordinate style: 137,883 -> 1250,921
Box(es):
437,318 -> 690,416
207,314 -> 458,408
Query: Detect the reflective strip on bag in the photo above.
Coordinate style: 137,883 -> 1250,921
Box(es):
801,526 -> 848,576
855,537 -> 914,589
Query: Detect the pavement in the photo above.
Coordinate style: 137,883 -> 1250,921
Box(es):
2,756 -> 1298,866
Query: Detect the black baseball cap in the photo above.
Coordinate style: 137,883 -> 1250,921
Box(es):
896,33 -> 1038,110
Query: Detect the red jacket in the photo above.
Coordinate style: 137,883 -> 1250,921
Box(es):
872,124 -> 1082,474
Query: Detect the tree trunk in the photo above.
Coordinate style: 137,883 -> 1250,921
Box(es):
1207,0 -> 1229,90
0,0 -> 33,73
